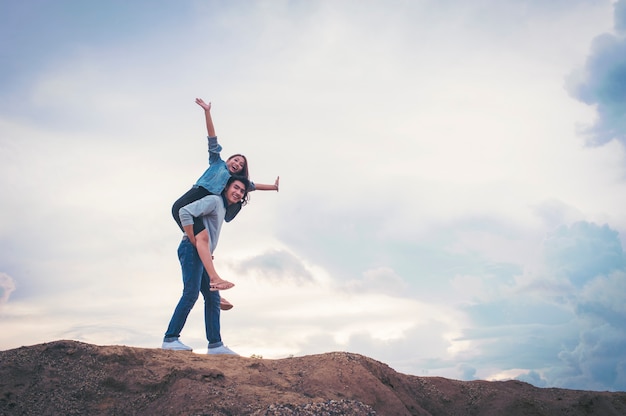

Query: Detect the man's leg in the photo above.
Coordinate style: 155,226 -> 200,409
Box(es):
200,270 -> 222,346
163,237 -> 203,350
202,275 -> 238,355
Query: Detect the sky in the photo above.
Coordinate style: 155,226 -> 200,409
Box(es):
1,0 -> 626,392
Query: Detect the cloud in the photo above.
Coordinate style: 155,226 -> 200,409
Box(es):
578,270 -> 626,322
0,273 -> 16,306
615,0 -> 626,34
541,222 -> 626,287
537,223 -> 626,391
342,266 -> 410,296
531,199 -> 585,230
516,370 -> 548,388
458,363 -> 478,380
553,322 -> 626,391
551,270 -> 626,391
230,249 -> 314,284
566,0 -> 626,146
446,221 -> 626,391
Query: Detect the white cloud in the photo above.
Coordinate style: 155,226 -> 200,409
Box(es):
0,273 -> 16,306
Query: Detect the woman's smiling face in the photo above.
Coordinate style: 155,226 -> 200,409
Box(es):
226,155 -> 245,174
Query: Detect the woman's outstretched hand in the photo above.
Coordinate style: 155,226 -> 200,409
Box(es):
195,98 -> 211,111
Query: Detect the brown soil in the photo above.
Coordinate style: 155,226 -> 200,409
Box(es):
1,340 -> 625,415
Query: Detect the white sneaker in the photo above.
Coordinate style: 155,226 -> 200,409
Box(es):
161,339 -> 193,351
207,345 -> 238,355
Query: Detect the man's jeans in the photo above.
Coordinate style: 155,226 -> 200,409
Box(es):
164,237 -> 222,346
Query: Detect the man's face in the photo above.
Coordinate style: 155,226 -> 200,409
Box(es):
225,180 -> 245,205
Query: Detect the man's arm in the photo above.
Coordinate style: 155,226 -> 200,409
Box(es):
179,196 -> 218,243
194,230 -> 221,280
182,224 -> 197,246
183,227 -> 225,284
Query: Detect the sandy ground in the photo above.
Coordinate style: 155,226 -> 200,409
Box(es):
1,340 -> 625,415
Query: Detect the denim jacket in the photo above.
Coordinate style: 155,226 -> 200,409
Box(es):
194,136 -> 255,193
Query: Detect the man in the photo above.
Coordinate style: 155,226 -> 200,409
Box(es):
162,175 -> 250,354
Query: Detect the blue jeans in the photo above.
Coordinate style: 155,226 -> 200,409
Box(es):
164,237 -> 223,347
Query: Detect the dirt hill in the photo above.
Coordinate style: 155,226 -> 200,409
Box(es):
1,340 -> 625,415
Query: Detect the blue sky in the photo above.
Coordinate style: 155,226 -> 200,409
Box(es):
2,0 -> 626,392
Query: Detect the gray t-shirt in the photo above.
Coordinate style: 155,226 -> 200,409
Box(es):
178,194 -> 226,253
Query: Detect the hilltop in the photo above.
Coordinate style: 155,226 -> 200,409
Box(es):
1,340 -> 625,415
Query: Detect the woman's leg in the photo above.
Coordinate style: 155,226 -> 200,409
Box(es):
195,230 -> 234,291
171,187 -> 211,233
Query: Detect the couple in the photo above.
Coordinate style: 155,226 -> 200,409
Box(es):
162,98 -> 279,354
